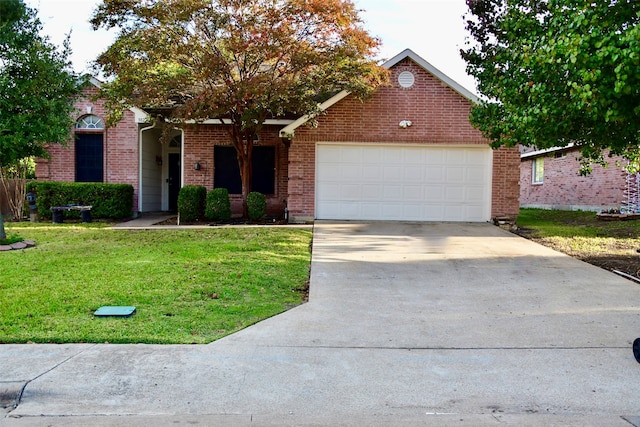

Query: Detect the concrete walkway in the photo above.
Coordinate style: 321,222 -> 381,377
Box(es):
2,222 -> 640,426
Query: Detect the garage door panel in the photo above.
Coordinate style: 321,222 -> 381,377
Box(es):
383,166 -> 403,181
384,149 -> 404,162
404,165 -> 424,181
403,185 -> 424,200
424,185 -> 444,201
316,144 -> 491,222
361,184 -> 382,199
363,165 -> 381,179
361,148 -> 383,163
465,187 -> 486,202
426,167 -> 445,182
445,186 -> 466,202
403,148 -> 426,164
446,167 -> 465,182
467,166 -> 486,181
382,204 -> 404,218
383,184 -> 402,199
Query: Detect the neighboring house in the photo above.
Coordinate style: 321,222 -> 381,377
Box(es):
520,145 -> 630,211
36,49 -> 520,223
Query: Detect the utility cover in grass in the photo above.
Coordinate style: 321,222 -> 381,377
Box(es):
94,306 -> 136,317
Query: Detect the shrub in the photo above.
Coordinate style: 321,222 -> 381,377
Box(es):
178,185 -> 206,223
206,188 -> 231,221
247,191 -> 266,221
26,182 -> 133,219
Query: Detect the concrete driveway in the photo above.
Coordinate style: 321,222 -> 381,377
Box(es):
2,221 -> 640,426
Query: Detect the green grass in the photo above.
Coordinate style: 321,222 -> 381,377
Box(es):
516,208 -> 640,277
0,222 -> 312,344
516,208 -> 640,239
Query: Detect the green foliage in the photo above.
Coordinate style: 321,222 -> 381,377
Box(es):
0,223 -> 312,343
247,192 -> 267,221
0,0 -> 82,167
462,0 -> 640,172
205,188 -> 231,221
27,182 -> 133,219
178,185 -> 206,223
0,234 -> 23,245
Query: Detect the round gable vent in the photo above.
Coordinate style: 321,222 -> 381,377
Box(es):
398,71 -> 415,88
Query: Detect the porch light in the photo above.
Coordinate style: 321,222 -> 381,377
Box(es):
194,162 -> 201,170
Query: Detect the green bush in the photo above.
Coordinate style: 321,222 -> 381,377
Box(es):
178,185 -> 206,223
247,191 -> 266,221
26,181 -> 133,219
206,188 -> 231,221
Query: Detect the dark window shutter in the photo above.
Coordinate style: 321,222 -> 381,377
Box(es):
214,146 -> 275,195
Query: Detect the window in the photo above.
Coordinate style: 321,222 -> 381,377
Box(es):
75,133 -> 104,182
76,115 -> 104,129
532,157 -> 544,184
214,146 -> 275,194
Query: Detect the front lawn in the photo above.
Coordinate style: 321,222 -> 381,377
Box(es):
0,222 -> 312,344
515,208 -> 640,279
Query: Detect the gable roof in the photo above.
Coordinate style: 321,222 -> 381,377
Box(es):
386,49 -> 479,103
87,76 -> 150,124
279,48 -> 478,138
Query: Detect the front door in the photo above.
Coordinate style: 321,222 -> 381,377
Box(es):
168,153 -> 181,211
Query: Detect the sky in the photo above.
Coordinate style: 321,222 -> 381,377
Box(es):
25,0 -> 477,93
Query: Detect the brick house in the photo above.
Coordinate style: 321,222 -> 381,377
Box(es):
520,145 -> 630,212
37,49 -> 520,223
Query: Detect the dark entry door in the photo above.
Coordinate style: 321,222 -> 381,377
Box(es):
168,153 -> 181,211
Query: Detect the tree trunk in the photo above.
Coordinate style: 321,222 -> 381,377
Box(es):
0,213 -> 5,241
230,127 -> 255,219
239,153 -> 252,218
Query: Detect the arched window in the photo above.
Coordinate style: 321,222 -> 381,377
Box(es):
76,115 -> 104,130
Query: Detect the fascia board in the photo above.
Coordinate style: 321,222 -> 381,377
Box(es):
278,90 -> 350,138
520,143 -> 576,159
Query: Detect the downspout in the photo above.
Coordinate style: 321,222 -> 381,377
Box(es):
138,121 -> 157,214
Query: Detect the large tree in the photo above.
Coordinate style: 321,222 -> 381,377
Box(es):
462,0 -> 640,172
91,0 -> 388,217
0,0 -> 81,239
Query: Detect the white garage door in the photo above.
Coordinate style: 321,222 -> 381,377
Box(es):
316,144 -> 492,222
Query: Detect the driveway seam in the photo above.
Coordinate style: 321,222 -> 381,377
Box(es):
254,345 -> 631,350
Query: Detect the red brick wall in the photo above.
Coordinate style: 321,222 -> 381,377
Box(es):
287,57 -> 520,220
520,149 -> 626,210
182,124 -> 288,216
35,85 -> 140,210
492,147 -> 521,219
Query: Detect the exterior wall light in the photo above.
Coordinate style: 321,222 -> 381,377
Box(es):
194,162 -> 201,170
399,120 -> 413,128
